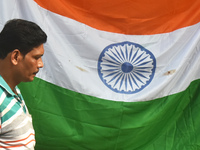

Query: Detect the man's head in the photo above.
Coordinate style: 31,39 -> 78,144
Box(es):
0,19 -> 47,83
0,19 -> 47,59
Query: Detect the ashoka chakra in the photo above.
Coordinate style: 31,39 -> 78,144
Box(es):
98,41 -> 156,94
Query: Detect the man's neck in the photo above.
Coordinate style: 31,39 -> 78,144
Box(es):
0,60 -> 19,93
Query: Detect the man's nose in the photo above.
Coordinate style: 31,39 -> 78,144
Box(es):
38,58 -> 44,68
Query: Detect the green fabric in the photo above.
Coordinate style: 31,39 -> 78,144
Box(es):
18,78 -> 200,150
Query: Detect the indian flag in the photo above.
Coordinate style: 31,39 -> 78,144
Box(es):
1,0 -> 200,149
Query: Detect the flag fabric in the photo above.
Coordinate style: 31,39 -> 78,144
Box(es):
0,0 -> 200,149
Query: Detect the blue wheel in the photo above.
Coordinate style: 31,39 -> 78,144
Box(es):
98,41 -> 156,94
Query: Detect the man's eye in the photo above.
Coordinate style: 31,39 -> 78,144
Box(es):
34,55 -> 43,60
34,56 -> 40,60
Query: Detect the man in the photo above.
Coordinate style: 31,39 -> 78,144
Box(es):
0,19 -> 47,149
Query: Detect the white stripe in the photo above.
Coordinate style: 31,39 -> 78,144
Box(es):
14,114 -> 32,130
2,108 -> 23,128
16,128 -> 35,139
15,88 -> 21,94
0,146 -> 25,150
0,0 -> 200,102
0,92 -> 6,105
39,9 -> 200,102
0,128 -> 34,141
0,129 -> 35,149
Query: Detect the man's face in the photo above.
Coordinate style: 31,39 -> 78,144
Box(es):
17,44 -> 44,82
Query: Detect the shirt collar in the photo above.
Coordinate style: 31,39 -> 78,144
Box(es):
0,75 -> 20,96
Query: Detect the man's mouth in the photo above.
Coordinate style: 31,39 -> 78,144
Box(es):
33,71 -> 39,75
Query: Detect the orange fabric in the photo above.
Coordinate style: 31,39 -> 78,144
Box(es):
34,0 -> 200,35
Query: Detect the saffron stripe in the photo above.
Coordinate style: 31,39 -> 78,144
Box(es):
34,0 -> 200,35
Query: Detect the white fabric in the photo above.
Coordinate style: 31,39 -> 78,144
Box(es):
0,0 -> 200,102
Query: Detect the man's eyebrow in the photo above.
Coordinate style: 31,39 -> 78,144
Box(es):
34,54 -> 44,57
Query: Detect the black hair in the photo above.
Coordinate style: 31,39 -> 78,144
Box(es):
0,19 -> 47,59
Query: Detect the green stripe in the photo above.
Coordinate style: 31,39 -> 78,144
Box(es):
19,78 -> 200,150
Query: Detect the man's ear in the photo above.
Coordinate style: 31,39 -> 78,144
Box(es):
11,49 -> 22,65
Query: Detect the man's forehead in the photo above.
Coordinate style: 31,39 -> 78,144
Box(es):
28,44 -> 44,55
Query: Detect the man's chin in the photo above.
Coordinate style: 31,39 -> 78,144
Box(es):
29,76 -> 35,82
23,77 -> 35,82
